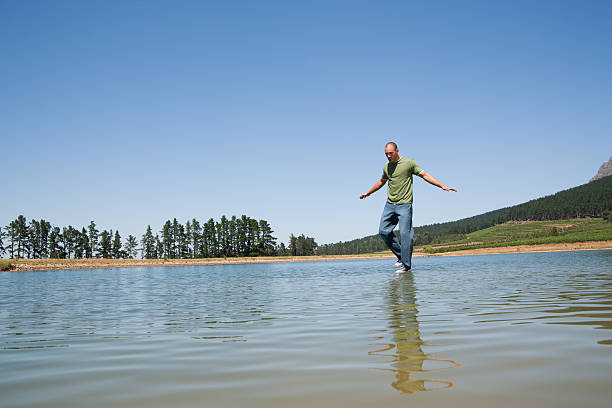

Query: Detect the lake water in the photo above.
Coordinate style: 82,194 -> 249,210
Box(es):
1,251 -> 611,408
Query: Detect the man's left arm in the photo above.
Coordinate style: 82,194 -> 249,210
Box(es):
417,170 -> 457,192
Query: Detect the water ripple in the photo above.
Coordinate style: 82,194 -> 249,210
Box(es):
1,252 -> 611,407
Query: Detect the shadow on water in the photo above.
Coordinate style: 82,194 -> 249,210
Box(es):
369,271 -> 461,395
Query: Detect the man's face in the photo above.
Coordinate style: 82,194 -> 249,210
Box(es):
385,145 -> 400,162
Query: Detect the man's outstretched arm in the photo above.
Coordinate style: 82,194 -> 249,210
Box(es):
360,178 -> 387,199
418,171 -> 457,192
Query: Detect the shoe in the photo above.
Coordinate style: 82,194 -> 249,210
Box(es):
394,260 -> 403,268
395,265 -> 411,274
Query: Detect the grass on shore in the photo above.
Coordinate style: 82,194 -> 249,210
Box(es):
0,260 -> 14,271
421,218 -> 612,254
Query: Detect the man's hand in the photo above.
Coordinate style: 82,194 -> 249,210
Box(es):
360,179 -> 387,199
441,186 -> 457,192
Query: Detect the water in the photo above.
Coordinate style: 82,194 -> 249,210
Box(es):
1,251 -> 611,408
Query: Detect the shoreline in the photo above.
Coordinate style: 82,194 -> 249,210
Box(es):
4,241 -> 612,271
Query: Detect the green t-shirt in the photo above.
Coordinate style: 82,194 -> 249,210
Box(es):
382,157 -> 423,204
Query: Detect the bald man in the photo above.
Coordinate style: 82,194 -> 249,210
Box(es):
360,142 -> 457,273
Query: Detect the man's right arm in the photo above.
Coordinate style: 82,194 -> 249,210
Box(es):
360,179 -> 387,199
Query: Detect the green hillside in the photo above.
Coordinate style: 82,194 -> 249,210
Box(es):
317,175 -> 612,255
422,218 -> 612,254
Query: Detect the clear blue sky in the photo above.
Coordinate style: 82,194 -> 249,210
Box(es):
1,0 -> 611,245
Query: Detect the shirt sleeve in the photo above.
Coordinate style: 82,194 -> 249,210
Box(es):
381,166 -> 388,180
413,162 -> 424,175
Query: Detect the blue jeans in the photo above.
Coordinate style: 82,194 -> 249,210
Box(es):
378,202 -> 414,269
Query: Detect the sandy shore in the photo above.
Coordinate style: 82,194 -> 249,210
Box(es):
7,253 -> 394,271
4,240 -> 611,271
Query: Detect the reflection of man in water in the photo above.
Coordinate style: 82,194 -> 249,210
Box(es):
360,142 -> 456,273
387,272 -> 429,393
383,272 -> 456,394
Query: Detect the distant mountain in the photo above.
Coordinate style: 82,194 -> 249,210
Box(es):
317,175 -> 612,255
591,156 -> 612,182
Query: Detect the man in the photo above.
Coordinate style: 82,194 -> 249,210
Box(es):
360,142 -> 457,273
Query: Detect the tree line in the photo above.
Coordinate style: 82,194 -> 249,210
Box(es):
413,174 -> 612,245
317,234 -> 388,256
319,174 -> 612,254
1,215 -> 318,259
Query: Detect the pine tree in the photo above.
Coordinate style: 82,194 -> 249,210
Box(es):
141,225 -> 156,259
236,216 -> 248,256
215,220 -> 223,257
48,227 -> 64,258
62,226 -> 78,259
5,221 -> 17,258
191,219 -> 201,259
112,230 -> 123,258
278,242 -> 287,256
72,228 -> 84,259
289,234 -> 297,256
18,215 -> 28,258
229,216 -> 238,256
88,221 -> 99,258
202,219 -> 216,258
27,219 -> 40,258
185,221 -> 193,259
99,230 -> 112,258
39,220 -> 51,258
77,227 -> 90,259
245,218 -> 257,256
258,220 -> 277,256
172,218 -> 180,259
296,234 -> 305,256
124,235 -> 138,259
177,222 -> 189,259
218,216 -> 229,257
11,215 -> 29,258
155,234 -> 163,259
161,221 -> 173,259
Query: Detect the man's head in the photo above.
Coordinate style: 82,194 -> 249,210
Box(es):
385,142 -> 400,162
